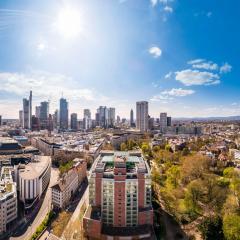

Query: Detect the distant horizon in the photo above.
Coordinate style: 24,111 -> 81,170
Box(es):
0,1 -> 239,119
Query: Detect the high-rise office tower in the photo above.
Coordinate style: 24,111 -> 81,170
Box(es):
84,109 -> 91,119
130,109 -> 134,127
39,101 -> 49,129
107,107 -> 115,127
136,101 -> 149,132
97,106 -> 108,128
59,98 -> 69,130
83,109 -> 91,130
29,90 -> 32,129
167,116 -> 172,127
70,113 -> 78,130
116,115 -> 121,124
83,151 -> 153,239
53,109 -> 59,129
160,112 -> 167,129
23,98 -> 29,129
35,106 -> 41,119
19,110 -> 23,127
0,115 -> 1,126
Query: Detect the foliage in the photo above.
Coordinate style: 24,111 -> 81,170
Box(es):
223,214 -> 240,240
198,216 -> 224,240
30,211 -> 54,240
59,160 -> 74,176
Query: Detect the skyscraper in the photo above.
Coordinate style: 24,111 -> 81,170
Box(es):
59,98 -> 69,130
29,90 -> 32,129
40,101 -> 49,129
107,107 -> 115,127
130,109 -> 134,127
70,113 -> 78,130
136,101 -> 148,132
83,109 -> 91,130
35,106 -> 41,119
22,91 -> 32,129
22,98 -> 29,129
97,106 -> 108,128
19,110 -> 23,127
160,112 -> 167,129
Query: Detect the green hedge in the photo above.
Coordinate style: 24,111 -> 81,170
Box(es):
30,211 -> 54,240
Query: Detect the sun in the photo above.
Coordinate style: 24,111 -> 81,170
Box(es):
54,6 -> 83,39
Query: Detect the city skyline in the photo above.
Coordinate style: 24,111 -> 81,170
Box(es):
0,0 -> 240,118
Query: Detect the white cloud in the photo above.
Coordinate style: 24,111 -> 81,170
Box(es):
149,46 -> 162,58
162,88 -> 195,97
188,59 -> 218,70
175,69 -> 220,86
164,71 -> 172,79
187,59 -> 205,65
37,43 -> 46,51
192,62 -> 218,70
164,6 -> 173,13
220,62 -> 232,73
150,0 -> 158,7
0,70 -> 108,103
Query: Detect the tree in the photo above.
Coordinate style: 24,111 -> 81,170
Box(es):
166,165 -> 180,189
181,154 -> 210,184
198,216 -> 224,240
223,214 -> 240,240
184,180 -> 204,214
141,142 -> 150,154
120,142 -> 127,151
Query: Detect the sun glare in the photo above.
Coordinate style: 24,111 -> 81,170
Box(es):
54,6 -> 82,39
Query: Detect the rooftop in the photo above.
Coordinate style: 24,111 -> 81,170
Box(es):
93,151 -> 150,177
19,155 -> 51,179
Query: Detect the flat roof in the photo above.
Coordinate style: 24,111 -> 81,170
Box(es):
19,156 -> 51,179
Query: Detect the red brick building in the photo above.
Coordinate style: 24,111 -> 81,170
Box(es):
83,151 -> 153,239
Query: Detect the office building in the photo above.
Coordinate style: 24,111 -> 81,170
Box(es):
22,98 -> 29,129
17,156 -> 51,209
0,115 -> 1,126
39,101 -> 49,129
97,106 -> 108,128
136,101 -> 149,132
22,91 -> 32,129
0,166 -> 17,234
59,98 -> 69,130
167,116 -> 172,127
71,113 -> 78,130
19,110 -> 23,127
83,151 -> 153,239
160,113 -> 167,129
108,107 -> 115,127
130,109 -> 134,127
84,109 -> 92,130
35,106 -> 41,118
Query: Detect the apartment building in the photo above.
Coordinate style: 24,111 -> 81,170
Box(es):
83,151 -> 153,239
51,158 -> 87,209
0,166 -> 17,234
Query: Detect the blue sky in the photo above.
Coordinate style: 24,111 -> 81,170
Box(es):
0,0 -> 239,118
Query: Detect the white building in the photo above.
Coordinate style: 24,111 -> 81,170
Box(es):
136,101 -> 149,132
0,166 -> 17,234
51,168 -> 78,209
17,156 -> 51,209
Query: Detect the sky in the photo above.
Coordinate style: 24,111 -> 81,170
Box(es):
0,0 -> 239,119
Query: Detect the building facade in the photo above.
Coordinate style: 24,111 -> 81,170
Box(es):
0,167 -> 17,234
136,101 -> 149,132
51,158 -> 87,209
17,156 -> 51,209
83,151 -> 153,239
60,98 -> 69,130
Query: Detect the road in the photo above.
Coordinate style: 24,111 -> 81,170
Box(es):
10,167 -> 59,240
